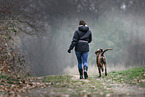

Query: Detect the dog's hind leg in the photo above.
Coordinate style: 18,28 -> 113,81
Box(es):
102,66 -> 104,72
103,58 -> 107,76
105,63 -> 107,76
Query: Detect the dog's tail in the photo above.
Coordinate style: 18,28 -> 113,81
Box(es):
101,48 -> 113,56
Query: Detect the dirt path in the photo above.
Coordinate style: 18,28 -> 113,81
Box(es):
72,75 -> 145,97
108,82 -> 145,97
15,74 -> 144,97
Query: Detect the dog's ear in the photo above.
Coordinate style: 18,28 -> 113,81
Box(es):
95,49 -> 100,54
100,49 -> 103,52
95,51 -> 97,54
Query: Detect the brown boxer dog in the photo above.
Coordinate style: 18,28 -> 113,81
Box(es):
95,48 -> 113,77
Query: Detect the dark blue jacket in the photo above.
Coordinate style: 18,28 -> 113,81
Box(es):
69,25 -> 92,52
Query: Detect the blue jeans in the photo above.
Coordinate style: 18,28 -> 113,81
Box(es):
75,51 -> 89,69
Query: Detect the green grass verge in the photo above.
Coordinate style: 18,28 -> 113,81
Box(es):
106,67 -> 145,87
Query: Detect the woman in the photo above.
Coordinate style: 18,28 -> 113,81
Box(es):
68,20 -> 92,79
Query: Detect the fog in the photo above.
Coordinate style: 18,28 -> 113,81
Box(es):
13,0 -> 145,76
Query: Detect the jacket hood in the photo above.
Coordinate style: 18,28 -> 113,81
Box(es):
78,25 -> 89,32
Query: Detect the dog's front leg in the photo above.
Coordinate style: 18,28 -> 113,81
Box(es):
98,67 -> 101,77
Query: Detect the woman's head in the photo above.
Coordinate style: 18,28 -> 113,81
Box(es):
79,20 -> 87,26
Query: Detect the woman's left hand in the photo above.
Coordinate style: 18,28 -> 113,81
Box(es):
68,49 -> 71,53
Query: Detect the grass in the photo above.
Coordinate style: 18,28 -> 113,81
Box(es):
42,74 -> 113,96
42,75 -> 72,87
106,67 -> 145,87
41,67 -> 145,96
0,74 -> 7,79
0,67 -> 144,96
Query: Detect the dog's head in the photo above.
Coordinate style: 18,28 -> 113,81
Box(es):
95,49 -> 103,55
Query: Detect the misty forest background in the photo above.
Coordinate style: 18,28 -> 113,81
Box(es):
0,0 -> 145,76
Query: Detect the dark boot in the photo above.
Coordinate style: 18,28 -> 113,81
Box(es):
79,69 -> 83,79
83,66 -> 88,79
